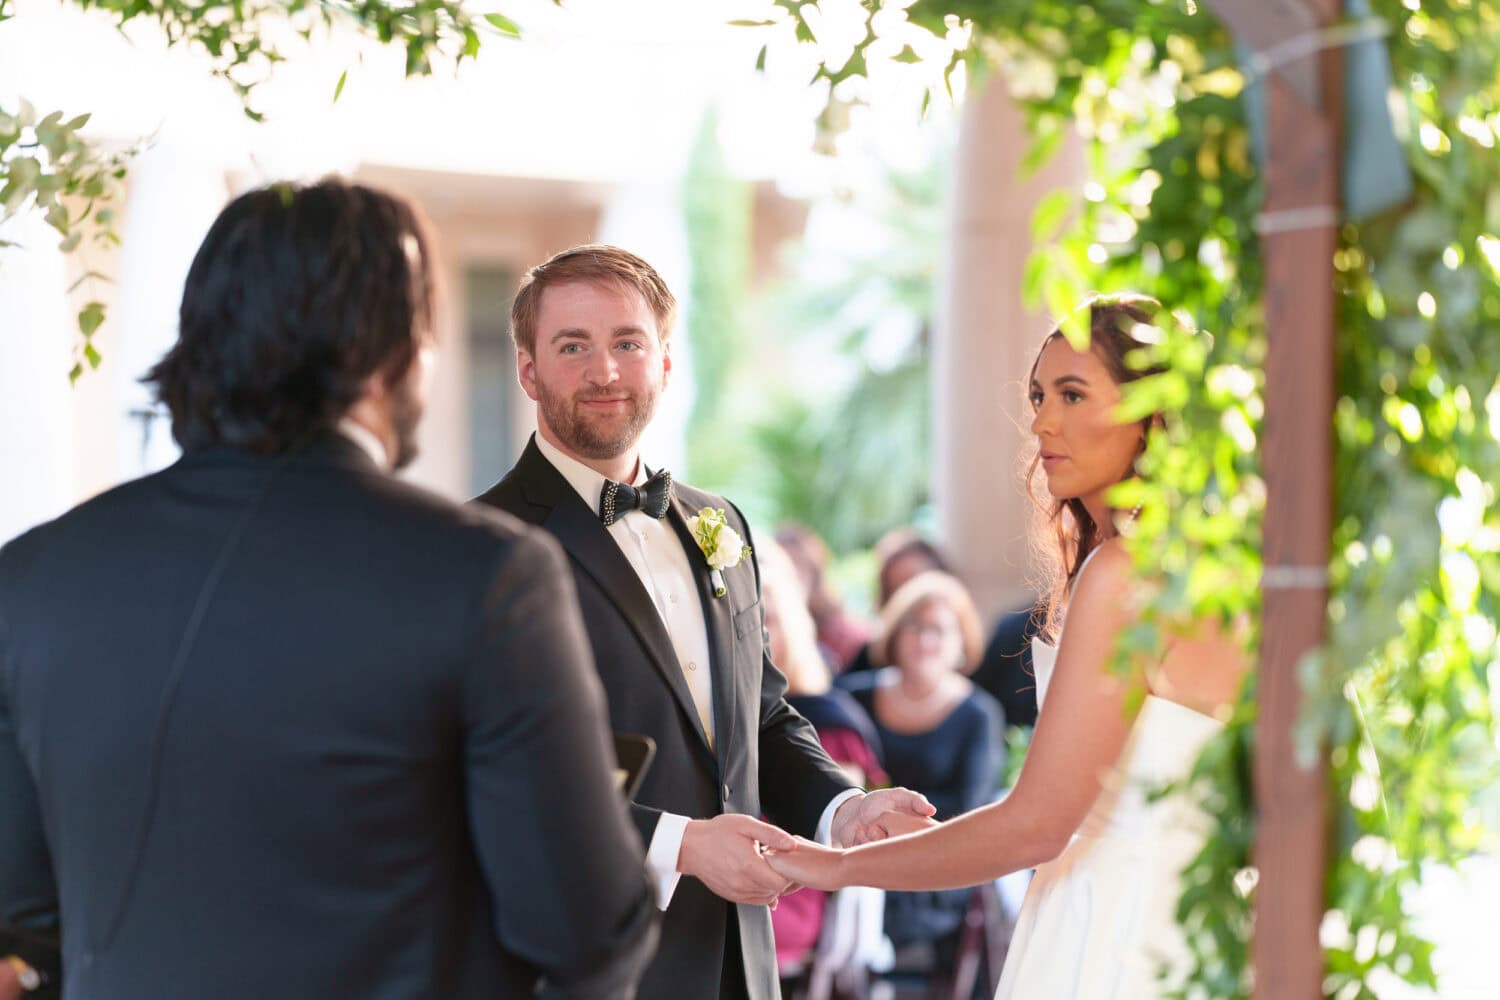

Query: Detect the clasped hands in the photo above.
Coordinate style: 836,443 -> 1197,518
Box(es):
677,788 -> 934,906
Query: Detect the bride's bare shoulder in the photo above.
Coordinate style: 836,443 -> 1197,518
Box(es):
1154,615 -> 1253,712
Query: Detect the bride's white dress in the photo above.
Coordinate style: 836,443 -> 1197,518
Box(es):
992,596 -> 1224,999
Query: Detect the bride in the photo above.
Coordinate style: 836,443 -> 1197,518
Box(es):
766,296 -> 1251,998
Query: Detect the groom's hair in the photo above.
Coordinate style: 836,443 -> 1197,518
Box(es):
510,244 -> 676,355
145,178 -> 436,453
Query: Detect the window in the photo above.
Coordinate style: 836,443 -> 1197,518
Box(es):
466,265 -> 519,495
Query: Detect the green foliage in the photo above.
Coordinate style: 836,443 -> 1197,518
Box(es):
64,0 -> 497,115
769,0 -> 1500,996
740,153 -> 945,554
0,99 -> 130,382
0,0 -> 551,379
750,354 -> 930,553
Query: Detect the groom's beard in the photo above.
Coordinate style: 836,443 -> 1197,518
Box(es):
538,383 -> 657,460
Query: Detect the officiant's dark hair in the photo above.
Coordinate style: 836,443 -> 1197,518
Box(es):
1025,295 -> 1168,638
510,244 -> 676,355
145,178 -> 436,453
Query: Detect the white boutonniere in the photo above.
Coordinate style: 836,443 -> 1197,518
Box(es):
687,506 -> 749,598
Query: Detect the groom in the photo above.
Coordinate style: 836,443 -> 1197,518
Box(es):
475,245 -> 934,999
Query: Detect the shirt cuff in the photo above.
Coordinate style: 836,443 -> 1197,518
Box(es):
646,811 -> 691,910
816,789 -> 865,847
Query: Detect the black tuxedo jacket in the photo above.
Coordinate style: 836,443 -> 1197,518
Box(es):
0,433 -> 657,999
475,438 -> 856,1000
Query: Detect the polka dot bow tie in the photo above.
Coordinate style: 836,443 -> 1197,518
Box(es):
599,469 -> 674,526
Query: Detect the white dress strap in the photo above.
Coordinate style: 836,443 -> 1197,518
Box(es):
1069,542 -> 1111,593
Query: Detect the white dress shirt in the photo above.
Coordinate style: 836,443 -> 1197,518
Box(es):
534,434 -> 860,909
337,417 -> 390,469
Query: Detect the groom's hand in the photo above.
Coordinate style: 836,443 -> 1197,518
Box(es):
829,787 -> 937,847
677,814 -> 799,906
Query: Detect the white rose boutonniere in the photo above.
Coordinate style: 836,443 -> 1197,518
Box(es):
687,506 -> 750,597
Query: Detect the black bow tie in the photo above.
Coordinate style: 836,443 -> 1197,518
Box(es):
600,469 -> 673,526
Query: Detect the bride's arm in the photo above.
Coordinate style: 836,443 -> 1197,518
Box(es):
769,540 -> 1148,892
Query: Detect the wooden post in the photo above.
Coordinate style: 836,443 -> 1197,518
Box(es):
1251,0 -> 1342,997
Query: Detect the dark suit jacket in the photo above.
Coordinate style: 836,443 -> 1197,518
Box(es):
476,438 -> 856,1000
0,433 -> 657,1000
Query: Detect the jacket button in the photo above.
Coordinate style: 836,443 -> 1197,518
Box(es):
722,784 -> 731,802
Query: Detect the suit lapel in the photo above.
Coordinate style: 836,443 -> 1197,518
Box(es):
668,495 -> 739,775
515,443 -> 717,763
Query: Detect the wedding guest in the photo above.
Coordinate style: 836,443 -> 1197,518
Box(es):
759,540 -> 890,993
841,572 -> 1005,969
841,528 -> 955,676
874,528 -> 953,610
970,601 -> 1047,729
775,524 -> 870,672
0,180 -> 657,999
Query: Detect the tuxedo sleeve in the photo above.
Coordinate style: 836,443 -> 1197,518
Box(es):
727,503 -> 858,839
0,606 -> 63,997
462,531 -> 657,1000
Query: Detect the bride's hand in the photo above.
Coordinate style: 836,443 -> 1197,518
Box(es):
761,837 -> 848,892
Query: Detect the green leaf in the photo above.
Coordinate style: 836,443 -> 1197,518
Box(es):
68,362 -> 84,385
44,201 -> 69,234
65,270 -> 110,294
84,343 -> 102,369
892,44 -> 922,64
78,301 -> 105,337
1021,120 -> 1064,176
333,69 -> 348,103
1058,305 -> 1090,350
483,13 -> 521,37
404,40 -> 430,76
1022,248 -> 1049,305
755,44 -> 767,72
728,19 -> 777,27
58,230 -> 81,253
1031,189 -> 1073,242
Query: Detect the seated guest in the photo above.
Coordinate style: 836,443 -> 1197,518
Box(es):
843,528 -> 954,676
970,600 -> 1047,729
760,541 -> 888,993
840,571 -> 1005,968
775,524 -> 870,673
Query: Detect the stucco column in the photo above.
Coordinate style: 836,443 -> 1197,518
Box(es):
934,75 -> 1083,620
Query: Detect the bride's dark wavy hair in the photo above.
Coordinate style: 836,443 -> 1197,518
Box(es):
1026,294 -> 1168,638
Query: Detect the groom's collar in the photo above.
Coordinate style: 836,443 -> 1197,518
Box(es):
533,432 -> 649,515
337,417 -> 391,471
